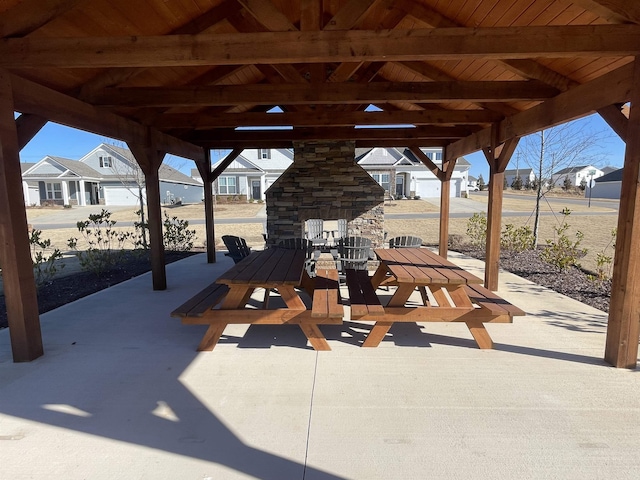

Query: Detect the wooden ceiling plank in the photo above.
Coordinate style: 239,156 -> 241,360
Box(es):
3,25 -> 640,68
196,138 -> 450,149
10,73 -> 203,160
0,0 -> 81,38
300,0 -> 322,30
446,61 -> 634,160
569,0 -> 640,24
88,80 -> 558,107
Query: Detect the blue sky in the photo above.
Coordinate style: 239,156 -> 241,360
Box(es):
17,112 -> 626,179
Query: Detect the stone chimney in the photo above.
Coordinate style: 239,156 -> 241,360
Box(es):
266,140 -> 385,247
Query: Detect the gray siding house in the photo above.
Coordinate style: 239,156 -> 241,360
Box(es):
22,143 -> 203,206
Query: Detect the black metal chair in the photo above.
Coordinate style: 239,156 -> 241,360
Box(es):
222,235 -> 251,264
389,235 -> 423,248
277,237 -> 316,277
336,236 -> 372,276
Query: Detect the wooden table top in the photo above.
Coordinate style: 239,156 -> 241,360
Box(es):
374,248 -> 482,285
216,248 -> 307,286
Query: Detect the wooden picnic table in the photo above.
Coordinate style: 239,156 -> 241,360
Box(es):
354,248 -> 525,348
173,248 -> 342,351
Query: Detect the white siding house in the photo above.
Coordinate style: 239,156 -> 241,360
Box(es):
504,168 -> 536,188
200,147 -> 471,200
590,168 -> 623,199
551,165 -> 604,188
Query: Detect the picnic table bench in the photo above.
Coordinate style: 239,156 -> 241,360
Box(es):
171,248 -> 343,351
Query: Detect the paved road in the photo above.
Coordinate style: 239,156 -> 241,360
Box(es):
29,196 -> 619,230
472,191 -> 619,211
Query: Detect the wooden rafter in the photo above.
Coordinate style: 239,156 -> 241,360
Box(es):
10,73 -> 203,160
0,0 -> 81,38
152,109 -> 501,129
570,0 -> 640,24
446,62 -> 634,161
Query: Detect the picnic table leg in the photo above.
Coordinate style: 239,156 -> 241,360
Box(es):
370,264 -> 388,289
299,324 -> 331,351
278,285 -> 307,310
465,320 -> 494,349
362,321 -> 393,347
388,284 -> 416,307
197,323 -> 227,351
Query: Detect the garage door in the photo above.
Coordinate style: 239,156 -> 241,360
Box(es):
103,186 -> 140,206
414,178 -> 440,198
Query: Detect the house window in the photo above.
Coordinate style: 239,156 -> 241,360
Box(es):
46,182 -> 62,200
218,176 -> 237,194
99,156 -> 112,168
259,149 -> 271,159
371,173 -> 390,192
435,152 -> 443,161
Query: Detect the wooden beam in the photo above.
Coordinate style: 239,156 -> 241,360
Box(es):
88,81 -> 557,108
605,58 -> 640,369
324,0 -> 380,30
10,73 -> 203,161
210,148 -> 243,181
153,108 -> 500,129
0,69 -> 43,362
194,138 -> 449,149
3,26 -> 640,68
598,104 -> 629,141
0,0 -> 81,38
190,126 -> 470,147
408,146 -> 443,180
15,113 -> 47,150
446,62 -> 634,161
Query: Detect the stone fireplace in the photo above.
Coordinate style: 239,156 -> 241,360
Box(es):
266,140 -> 385,247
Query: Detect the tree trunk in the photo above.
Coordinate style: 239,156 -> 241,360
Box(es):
532,130 -> 545,248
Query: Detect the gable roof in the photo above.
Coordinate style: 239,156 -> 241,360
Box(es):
504,168 -> 534,176
553,166 -> 592,176
595,168 -> 624,183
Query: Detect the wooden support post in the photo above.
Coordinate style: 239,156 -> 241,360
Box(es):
439,148 -> 456,258
128,140 -> 167,290
439,179 -> 450,258
196,149 -> 216,263
483,133 -> 519,291
0,70 -> 43,362
605,58 -> 640,369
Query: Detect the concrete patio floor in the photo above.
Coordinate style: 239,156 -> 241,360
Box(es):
1,252 -> 639,479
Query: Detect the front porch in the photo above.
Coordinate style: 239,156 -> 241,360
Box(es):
1,253 -> 636,479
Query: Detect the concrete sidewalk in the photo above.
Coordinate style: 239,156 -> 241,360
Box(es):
1,253 -> 639,479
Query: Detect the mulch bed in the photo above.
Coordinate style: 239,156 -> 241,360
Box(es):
0,250 -> 197,329
452,246 -> 611,313
1,246 -> 612,330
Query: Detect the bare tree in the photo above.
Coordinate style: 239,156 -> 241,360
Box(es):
518,121 -> 610,247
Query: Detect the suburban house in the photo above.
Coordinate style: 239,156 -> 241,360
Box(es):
550,165 -> 604,188
355,147 -> 471,198
504,168 -> 536,188
191,148 -> 293,200
195,147 -> 471,200
22,143 -> 203,206
590,168 -> 623,199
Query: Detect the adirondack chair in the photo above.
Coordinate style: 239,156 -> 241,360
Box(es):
330,218 -> 348,246
305,218 -> 327,247
277,237 -> 317,277
389,235 -> 423,248
336,236 -> 372,275
222,235 -> 251,264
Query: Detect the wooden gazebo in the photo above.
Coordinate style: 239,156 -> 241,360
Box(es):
1,0 -> 638,367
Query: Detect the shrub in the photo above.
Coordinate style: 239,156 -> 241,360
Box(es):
511,175 -> 523,190
163,211 -> 196,251
30,229 -> 65,285
466,212 -> 487,247
501,224 -> 534,252
593,227 -> 616,282
68,209 -> 132,275
540,208 -> 587,271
